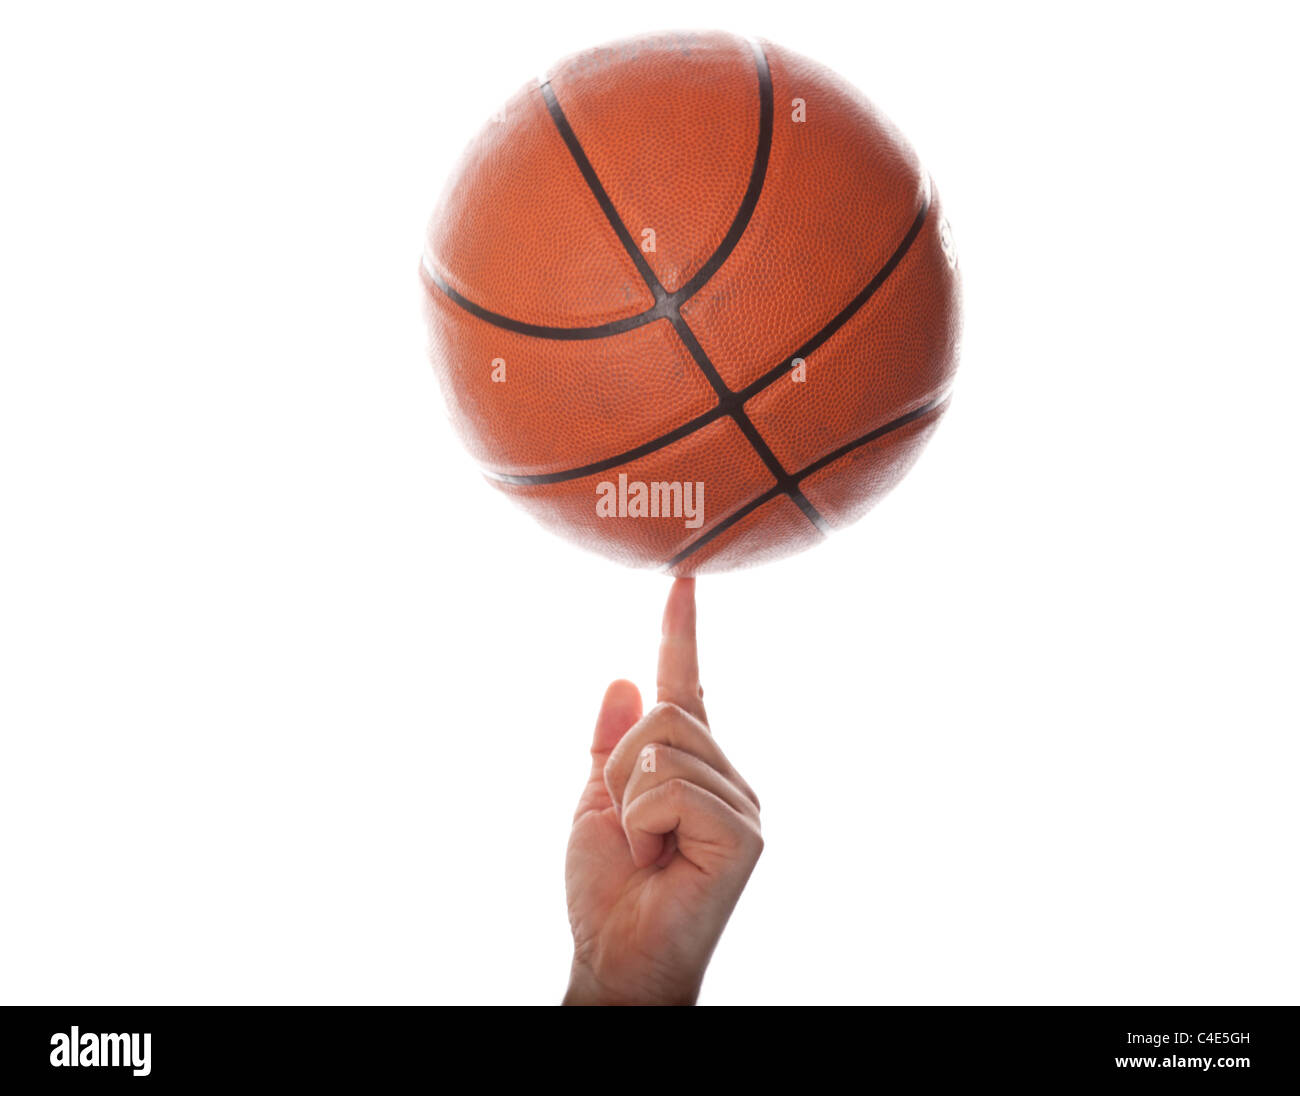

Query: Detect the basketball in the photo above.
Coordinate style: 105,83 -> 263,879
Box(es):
421,30 -> 961,573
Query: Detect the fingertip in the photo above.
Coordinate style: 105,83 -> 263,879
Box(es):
626,829 -> 664,870
592,678 -> 642,753
657,578 -> 706,721
661,577 -> 696,638
603,678 -> 641,708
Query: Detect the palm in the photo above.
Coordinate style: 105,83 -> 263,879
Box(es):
566,785 -> 715,994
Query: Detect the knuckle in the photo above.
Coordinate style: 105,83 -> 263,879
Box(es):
649,701 -> 689,724
660,776 -> 691,802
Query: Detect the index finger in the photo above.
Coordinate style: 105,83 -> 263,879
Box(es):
656,577 -> 707,724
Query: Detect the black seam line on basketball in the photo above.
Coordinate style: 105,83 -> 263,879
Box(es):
728,410 -> 830,532
424,175 -> 919,346
479,384 -> 947,488
792,393 -> 951,483
666,307 -> 830,533
662,486 -> 783,572
482,406 -> 725,486
540,40 -> 773,307
662,395 -> 950,571
423,41 -> 773,341
736,189 -> 932,401
672,38 -> 773,300
422,262 -> 666,340
538,80 -> 665,299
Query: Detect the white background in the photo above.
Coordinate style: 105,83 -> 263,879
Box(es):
2,1 -> 1297,1004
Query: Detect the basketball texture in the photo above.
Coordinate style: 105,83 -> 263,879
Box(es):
421,31 -> 961,574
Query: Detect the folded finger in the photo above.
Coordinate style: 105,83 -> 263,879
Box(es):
621,742 -> 759,822
621,777 -> 763,871
605,701 -> 759,815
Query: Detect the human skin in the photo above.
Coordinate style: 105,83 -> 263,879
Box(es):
563,578 -> 764,1005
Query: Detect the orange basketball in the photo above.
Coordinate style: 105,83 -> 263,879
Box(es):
421,31 -> 961,574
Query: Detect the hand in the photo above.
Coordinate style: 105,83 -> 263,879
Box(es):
563,578 -> 763,1005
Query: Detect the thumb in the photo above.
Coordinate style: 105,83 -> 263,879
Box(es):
575,679 -> 642,817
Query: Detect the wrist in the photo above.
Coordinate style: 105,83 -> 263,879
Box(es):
563,957 -> 700,1006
